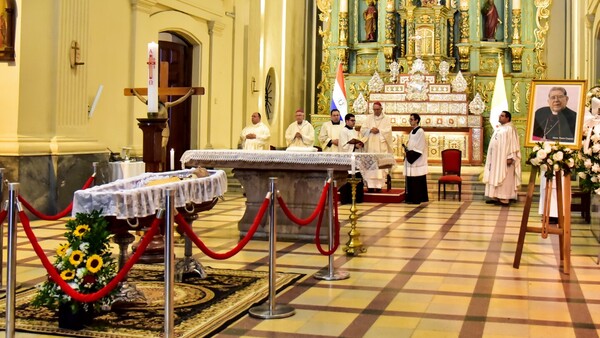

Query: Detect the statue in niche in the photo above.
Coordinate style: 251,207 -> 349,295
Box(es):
481,0 -> 501,41
363,0 -> 377,42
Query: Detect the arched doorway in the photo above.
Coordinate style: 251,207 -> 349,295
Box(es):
159,32 -> 193,170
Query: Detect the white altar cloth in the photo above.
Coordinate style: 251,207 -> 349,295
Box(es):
180,149 -> 396,172
72,169 -> 227,219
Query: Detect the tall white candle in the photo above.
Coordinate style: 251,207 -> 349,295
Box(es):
147,42 -> 159,113
351,154 -> 356,175
170,148 -> 175,171
340,0 -> 347,12
513,0 -> 520,9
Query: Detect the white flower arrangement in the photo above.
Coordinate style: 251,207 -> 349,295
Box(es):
527,141 -> 577,179
577,125 -> 600,194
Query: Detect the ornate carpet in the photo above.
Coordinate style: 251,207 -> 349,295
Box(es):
0,265 -> 303,337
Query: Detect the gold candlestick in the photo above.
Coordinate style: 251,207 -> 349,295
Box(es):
343,176 -> 366,256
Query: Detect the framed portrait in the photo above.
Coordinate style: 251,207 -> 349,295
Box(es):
524,79 -> 587,149
0,0 -> 15,62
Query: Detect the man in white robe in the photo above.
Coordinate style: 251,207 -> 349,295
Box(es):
240,112 -> 270,150
319,109 -> 344,152
338,113 -> 365,204
339,113 -> 365,153
285,109 -> 315,148
361,101 -> 394,192
483,111 -> 521,205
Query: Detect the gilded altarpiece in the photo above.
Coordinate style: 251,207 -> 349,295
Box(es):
314,0 -> 553,168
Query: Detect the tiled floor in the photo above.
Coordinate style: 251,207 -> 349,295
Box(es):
3,191 -> 600,337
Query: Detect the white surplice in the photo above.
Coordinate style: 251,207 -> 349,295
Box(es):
240,122 -> 271,150
483,122 -> 522,200
361,113 -> 394,188
318,121 -> 344,152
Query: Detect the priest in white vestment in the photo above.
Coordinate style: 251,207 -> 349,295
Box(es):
240,112 -> 271,150
319,109 -> 344,152
483,111 -> 521,205
285,109 -> 315,148
361,101 -> 394,192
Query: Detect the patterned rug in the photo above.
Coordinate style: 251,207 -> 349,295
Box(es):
0,265 -> 303,337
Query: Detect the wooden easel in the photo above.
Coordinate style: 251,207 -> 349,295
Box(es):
124,61 -> 205,172
513,166 -> 572,274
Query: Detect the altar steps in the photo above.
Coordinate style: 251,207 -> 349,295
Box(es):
363,188 -> 405,203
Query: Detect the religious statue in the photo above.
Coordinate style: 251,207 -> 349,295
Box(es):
363,0 -> 377,42
481,0 -> 500,41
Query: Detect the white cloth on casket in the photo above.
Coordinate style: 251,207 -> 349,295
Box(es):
240,121 -> 271,150
483,122 -> 521,200
72,169 -> 227,219
285,120 -> 315,148
361,113 -> 394,188
319,121 -> 344,152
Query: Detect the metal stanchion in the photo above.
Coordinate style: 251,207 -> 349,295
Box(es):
314,169 -> 349,281
164,189 -> 175,337
5,183 -> 19,338
249,177 -> 295,319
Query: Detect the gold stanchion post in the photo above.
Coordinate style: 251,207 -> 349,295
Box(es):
343,175 -> 366,256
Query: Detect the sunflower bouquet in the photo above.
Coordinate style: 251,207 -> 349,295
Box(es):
32,210 -> 119,314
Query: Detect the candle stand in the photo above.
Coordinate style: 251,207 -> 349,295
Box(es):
343,175 -> 366,256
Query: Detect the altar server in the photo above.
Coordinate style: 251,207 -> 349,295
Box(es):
319,109 -> 344,152
338,113 -> 365,204
404,113 -> 429,204
361,101 -> 394,192
285,108 -> 315,148
240,112 -> 271,150
339,113 -> 365,153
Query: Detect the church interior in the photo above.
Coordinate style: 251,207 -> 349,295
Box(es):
2,0 -> 600,336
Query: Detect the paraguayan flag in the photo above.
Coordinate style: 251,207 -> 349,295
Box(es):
330,62 -> 348,121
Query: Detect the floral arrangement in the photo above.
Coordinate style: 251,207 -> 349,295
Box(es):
32,210 -> 119,314
576,125 -> 600,194
527,141 -> 577,179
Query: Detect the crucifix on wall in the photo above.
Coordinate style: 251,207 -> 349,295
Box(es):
124,60 -> 204,172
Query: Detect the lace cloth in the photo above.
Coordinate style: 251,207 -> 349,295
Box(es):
180,149 -> 396,172
72,169 -> 227,219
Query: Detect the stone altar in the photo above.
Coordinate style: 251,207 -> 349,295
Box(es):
180,150 -> 396,241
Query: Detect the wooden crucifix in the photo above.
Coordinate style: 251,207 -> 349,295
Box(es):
124,61 -> 204,172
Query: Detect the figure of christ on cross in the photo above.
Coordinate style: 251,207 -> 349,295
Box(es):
124,61 -> 205,172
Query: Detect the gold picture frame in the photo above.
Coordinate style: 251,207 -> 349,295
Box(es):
524,79 -> 587,150
0,0 -> 15,62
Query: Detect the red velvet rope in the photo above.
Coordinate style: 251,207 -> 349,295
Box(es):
277,182 -> 330,226
315,186 -> 341,256
176,195 -> 271,259
19,210 -> 160,303
0,209 -> 7,226
18,174 -> 95,221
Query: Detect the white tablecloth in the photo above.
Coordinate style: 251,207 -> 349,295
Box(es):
73,169 -> 227,219
180,149 -> 396,173
109,161 -> 146,181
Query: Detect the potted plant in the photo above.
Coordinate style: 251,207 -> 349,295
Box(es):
32,210 -> 120,330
